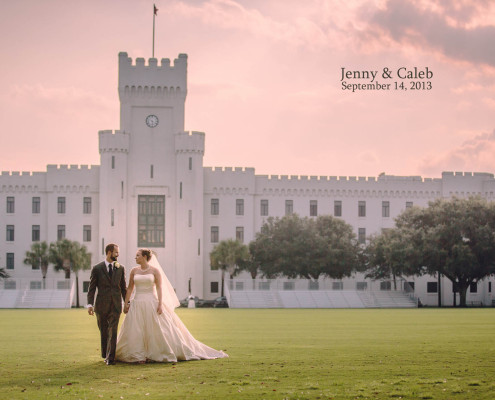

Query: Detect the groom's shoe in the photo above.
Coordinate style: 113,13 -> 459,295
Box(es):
105,359 -> 116,365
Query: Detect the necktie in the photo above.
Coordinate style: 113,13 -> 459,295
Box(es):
109,264 -> 113,278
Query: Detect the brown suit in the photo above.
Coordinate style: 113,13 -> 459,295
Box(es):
87,261 -> 127,362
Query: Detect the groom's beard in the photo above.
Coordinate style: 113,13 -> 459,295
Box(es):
111,256 -> 118,262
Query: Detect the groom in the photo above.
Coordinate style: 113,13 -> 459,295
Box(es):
87,243 -> 127,365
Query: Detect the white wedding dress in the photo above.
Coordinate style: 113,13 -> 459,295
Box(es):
115,274 -> 228,363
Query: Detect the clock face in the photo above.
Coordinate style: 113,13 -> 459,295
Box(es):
146,115 -> 159,128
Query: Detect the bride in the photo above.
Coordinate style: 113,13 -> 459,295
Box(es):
115,248 -> 228,363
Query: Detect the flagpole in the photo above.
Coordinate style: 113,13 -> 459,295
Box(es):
152,4 -> 156,58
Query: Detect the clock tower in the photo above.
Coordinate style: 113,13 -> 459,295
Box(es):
98,52 -> 205,298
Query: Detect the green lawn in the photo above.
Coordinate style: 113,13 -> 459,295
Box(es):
0,308 -> 494,399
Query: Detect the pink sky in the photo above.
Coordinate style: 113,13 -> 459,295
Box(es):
1,0 -> 494,178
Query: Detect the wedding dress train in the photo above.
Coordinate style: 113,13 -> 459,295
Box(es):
115,274 -> 228,363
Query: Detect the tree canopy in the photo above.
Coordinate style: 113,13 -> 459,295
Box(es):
250,214 -> 362,280
366,197 -> 495,306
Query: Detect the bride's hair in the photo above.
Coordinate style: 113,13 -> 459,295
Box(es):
139,248 -> 152,261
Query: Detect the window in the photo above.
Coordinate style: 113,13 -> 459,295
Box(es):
57,197 -> 66,214
489,282 -> 492,293
121,181 -> 124,199
32,260 -> 40,270
189,157 -> 192,170
358,228 -> 366,244
83,281 -> 90,293
285,200 -> 293,216
32,225 -> 40,242
283,282 -> 295,290
6,225 -> 14,241
210,282 -> 219,293
333,281 -> 343,290
4,281 -> 16,289
260,199 -> 269,216
198,239 -> 201,256
236,199 -> 244,216
404,282 -> 415,293
310,200 -> 317,217
406,201 -> 413,209
188,210 -> 192,228
470,282 -> 478,293
179,182 -> 182,199
6,253 -> 14,270
236,227 -> 244,243
111,209 -> 114,227
83,225 -> 92,242
380,281 -> 392,291
427,281 -> 438,293
111,155 -> 115,169
57,225 -> 66,240
259,281 -> 270,290
83,197 -> 92,214
6,197 -> 14,213
235,281 -> 244,290
150,165 -> 154,179
211,199 -> 219,215
30,281 -> 42,290
211,226 -> 219,243
138,195 -> 165,247
32,197 -> 41,214
356,282 -> 367,291
334,200 -> 342,217
309,281 -> 319,290
358,201 -> 366,217
382,201 -> 390,217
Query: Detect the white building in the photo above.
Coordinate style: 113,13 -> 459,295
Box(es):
1,52 -> 494,307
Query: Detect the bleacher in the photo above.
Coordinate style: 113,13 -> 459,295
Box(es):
0,288 -> 73,308
227,289 -> 417,309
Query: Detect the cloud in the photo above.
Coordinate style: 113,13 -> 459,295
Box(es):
368,0 -> 495,67
419,129 -> 495,175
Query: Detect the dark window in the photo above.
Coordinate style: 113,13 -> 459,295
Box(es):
356,282 -> 367,290
111,209 -> 114,226
57,225 -> 66,240
236,199 -> 244,216
489,282 -> 492,293
260,199 -> 268,216
138,195 -> 165,247
32,225 -> 40,242
189,157 -> 192,171
211,226 -> 219,243
334,200 -> 342,217
6,197 -> 14,213
83,281 -> 90,293
57,197 -> 66,214
236,227 -> 244,243
358,201 -> 366,217
310,200 -> 317,217
470,282 -> 478,293
427,281 -> 438,293
210,282 -> 219,293
150,165 -> 154,179
32,197 -> 41,214
406,201 -> 413,209
6,253 -> 14,270
358,228 -> 366,244
211,199 -> 219,215
83,197 -> 92,214
6,225 -> 14,241
309,281 -> 319,290
180,182 -> 182,199
380,281 -> 391,291
285,200 -> 293,216
382,201 -> 390,217
83,225 -> 91,242
111,155 -> 115,169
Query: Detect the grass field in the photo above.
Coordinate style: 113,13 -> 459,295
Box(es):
0,308 -> 494,399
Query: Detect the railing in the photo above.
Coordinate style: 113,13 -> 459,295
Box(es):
0,278 -> 73,291
226,278 -> 374,292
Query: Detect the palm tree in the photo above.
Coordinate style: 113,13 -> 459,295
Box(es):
0,268 -> 10,280
210,239 -> 250,296
24,241 -> 50,289
49,239 -> 91,307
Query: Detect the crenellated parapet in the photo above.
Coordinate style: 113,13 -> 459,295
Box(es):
175,131 -> 205,155
98,130 -> 130,154
118,52 -> 187,101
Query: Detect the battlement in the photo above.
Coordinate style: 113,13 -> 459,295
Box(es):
118,52 -> 187,99
99,130 -> 130,153
175,131 -> 205,155
46,164 -> 98,171
442,171 -> 494,179
205,167 -> 256,174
